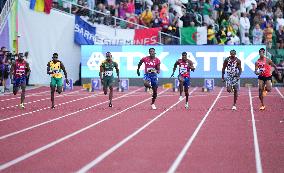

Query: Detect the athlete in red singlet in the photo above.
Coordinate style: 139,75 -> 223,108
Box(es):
137,48 -> 160,110
11,53 -> 30,109
171,52 -> 195,109
255,48 -> 280,110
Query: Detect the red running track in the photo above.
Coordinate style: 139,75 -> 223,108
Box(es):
0,86 -> 283,173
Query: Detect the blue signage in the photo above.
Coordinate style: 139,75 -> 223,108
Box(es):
91,78 -> 101,91
119,79 -> 129,91
205,79 -> 214,90
81,45 -> 265,78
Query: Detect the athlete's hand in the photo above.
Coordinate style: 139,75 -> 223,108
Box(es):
236,76 -> 240,81
117,78 -> 120,82
47,71 -> 53,75
65,78 -> 69,85
137,69 -> 140,76
222,78 -> 225,82
191,67 -> 195,72
100,78 -> 104,85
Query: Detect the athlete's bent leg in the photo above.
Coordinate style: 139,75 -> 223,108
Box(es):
109,85 -> 113,107
178,76 -> 184,97
57,86 -> 63,94
144,80 -> 151,89
258,79 -> 265,108
51,86 -> 56,109
265,80 -> 272,92
151,85 -> 158,105
20,83 -> 26,105
233,85 -> 238,106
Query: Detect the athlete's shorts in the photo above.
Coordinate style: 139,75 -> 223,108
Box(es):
226,75 -> 239,87
178,74 -> 190,88
258,75 -> 272,82
102,76 -> 114,88
144,73 -> 158,87
50,77 -> 63,87
14,76 -> 26,87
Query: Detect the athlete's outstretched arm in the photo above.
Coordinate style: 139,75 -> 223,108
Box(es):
156,63 -> 160,74
222,58 -> 228,81
237,59 -> 242,77
137,59 -> 143,76
60,62 -> 68,79
171,61 -> 179,77
188,60 -> 195,71
47,63 -> 53,75
255,62 -> 260,75
268,59 -> 279,74
114,62 -> 120,81
99,65 -> 104,81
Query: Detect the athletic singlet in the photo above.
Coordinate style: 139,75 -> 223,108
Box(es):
178,59 -> 190,78
14,60 -> 27,78
142,56 -> 160,73
226,57 -> 239,77
49,61 -> 63,78
100,60 -> 118,77
256,57 -> 271,77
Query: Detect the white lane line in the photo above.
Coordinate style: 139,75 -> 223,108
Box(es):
0,88 -> 165,171
0,88 -> 142,140
275,87 -> 284,98
167,87 -> 223,173
249,88 -> 263,173
1,89 -> 85,110
0,90 -> 50,102
0,91 -> 103,122
77,87 -> 198,173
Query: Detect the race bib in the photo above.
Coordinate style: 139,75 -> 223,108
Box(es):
147,68 -> 156,73
180,67 -> 187,74
259,68 -> 265,72
53,69 -> 60,74
104,71 -> 113,76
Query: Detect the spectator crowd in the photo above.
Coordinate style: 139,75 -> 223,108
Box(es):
51,0 -> 284,48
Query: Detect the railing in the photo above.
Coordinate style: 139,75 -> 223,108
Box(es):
0,0 -> 14,34
56,0 -> 181,45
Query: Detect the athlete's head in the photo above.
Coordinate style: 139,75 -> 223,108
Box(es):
18,53 -> 24,61
230,49 -> 236,57
149,48 -> 155,58
259,48 -> 265,57
106,52 -> 112,61
52,53 -> 59,62
182,52 -> 188,61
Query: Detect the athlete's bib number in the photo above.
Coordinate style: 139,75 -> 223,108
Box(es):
180,67 -> 187,74
259,68 -> 265,72
147,68 -> 156,73
104,71 -> 113,76
53,69 -> 60,74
